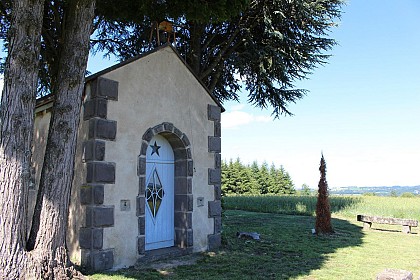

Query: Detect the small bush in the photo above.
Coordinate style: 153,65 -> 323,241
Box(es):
362,192 -> 377,196
401,192 -> 415,198
389,190 -> 398,197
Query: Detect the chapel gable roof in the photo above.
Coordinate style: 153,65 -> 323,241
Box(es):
85,44 -> 224,111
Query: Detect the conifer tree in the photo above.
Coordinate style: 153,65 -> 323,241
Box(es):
315,154 -> 334,234
221,159 -> 295,195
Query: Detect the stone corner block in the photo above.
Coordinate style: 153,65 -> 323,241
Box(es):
92,249 -> 114,271
208,168 -> 221,185
208,136 -> 221,153
214,217 -> 222,234
83,140 -> 106,162
207,104 -> 221,121
214,153 -> 221,169
88,118 -> 117,141
86,206 -> 114,227
208,200 -> 221,218
214,120 -> 221,137
80,184 -> 104,205
80,249 -> 92,270
81,249 -> 114,272
214,185 -> 222,201
83,98 -> 108,120
207,233 -> 221,251
86,162 -> 115,184
91,77 -> 119,101
187,229 -> 193,247
79,227 -> 104,249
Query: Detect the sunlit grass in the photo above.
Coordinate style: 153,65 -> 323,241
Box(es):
336,196 -> 420,220
88,195 -> 420,279
223,194 -> 420,221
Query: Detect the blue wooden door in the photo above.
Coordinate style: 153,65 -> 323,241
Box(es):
145,135 -> 174,250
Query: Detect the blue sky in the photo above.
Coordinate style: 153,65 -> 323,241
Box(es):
1,0 -> 419,189
220,0 -> 420,189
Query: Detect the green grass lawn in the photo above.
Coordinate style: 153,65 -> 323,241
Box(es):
89,196 -> 420,279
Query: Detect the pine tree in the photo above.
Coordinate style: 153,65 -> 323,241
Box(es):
91,0 -> 344,117
244,166 -> 259,195
280,166 -> 295,194
315,154 -> 334,234
268,163 -> 279,194
231,158 -> 247,194
301,184 -> 312,196
221,159 -> 295,195
249,161 -> 261,194
221,160 -> 230,196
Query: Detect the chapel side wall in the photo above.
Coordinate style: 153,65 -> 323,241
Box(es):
96,47 -> 221,269
30,106 -> 53,233
32,100 -> 89,266
67,99 -> 89,265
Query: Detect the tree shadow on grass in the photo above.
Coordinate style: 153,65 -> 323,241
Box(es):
87,210 -> 364,280
368,227 -> 418,234
172,210 -> 364,280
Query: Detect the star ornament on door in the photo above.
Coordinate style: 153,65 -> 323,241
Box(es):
146,168 -> 165,223
150,141 -> 161,156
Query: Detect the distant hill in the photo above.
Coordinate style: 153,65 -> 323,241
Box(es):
330,185 -> 420,196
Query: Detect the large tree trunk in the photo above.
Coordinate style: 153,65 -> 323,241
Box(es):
188,21 -> 204,75
1,0 -> 95,278
26,0 -> 96,278
0,0 -> 44,278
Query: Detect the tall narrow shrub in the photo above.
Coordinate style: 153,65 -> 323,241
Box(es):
315,154 -> 334,234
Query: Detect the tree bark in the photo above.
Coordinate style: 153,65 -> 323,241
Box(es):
0,0 -> 44,278
1,0 -> 95,278
188,21 -> 204,75
27,0 -> 96,278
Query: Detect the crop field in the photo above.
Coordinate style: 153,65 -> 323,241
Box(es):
89,195 -> 420,279
223,195 -> 420,221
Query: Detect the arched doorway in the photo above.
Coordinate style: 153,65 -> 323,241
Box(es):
137,123 -> 194,255
145,134 -> 174,250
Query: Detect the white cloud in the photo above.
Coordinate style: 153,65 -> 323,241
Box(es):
230,104 -> 245,111
222,109 -> 271,129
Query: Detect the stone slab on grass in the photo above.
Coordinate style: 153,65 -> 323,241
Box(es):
376,269 -> 413,280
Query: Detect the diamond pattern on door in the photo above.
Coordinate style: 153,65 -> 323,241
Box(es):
146,168 -> 165,223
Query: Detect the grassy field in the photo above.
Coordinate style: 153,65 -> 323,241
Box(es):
89,195 -> 420,279
224,195 -> 420,221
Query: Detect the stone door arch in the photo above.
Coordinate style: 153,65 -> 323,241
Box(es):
137,123 -> 193,255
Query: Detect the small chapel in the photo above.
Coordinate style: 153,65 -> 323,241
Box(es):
31,45 -> 223,271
